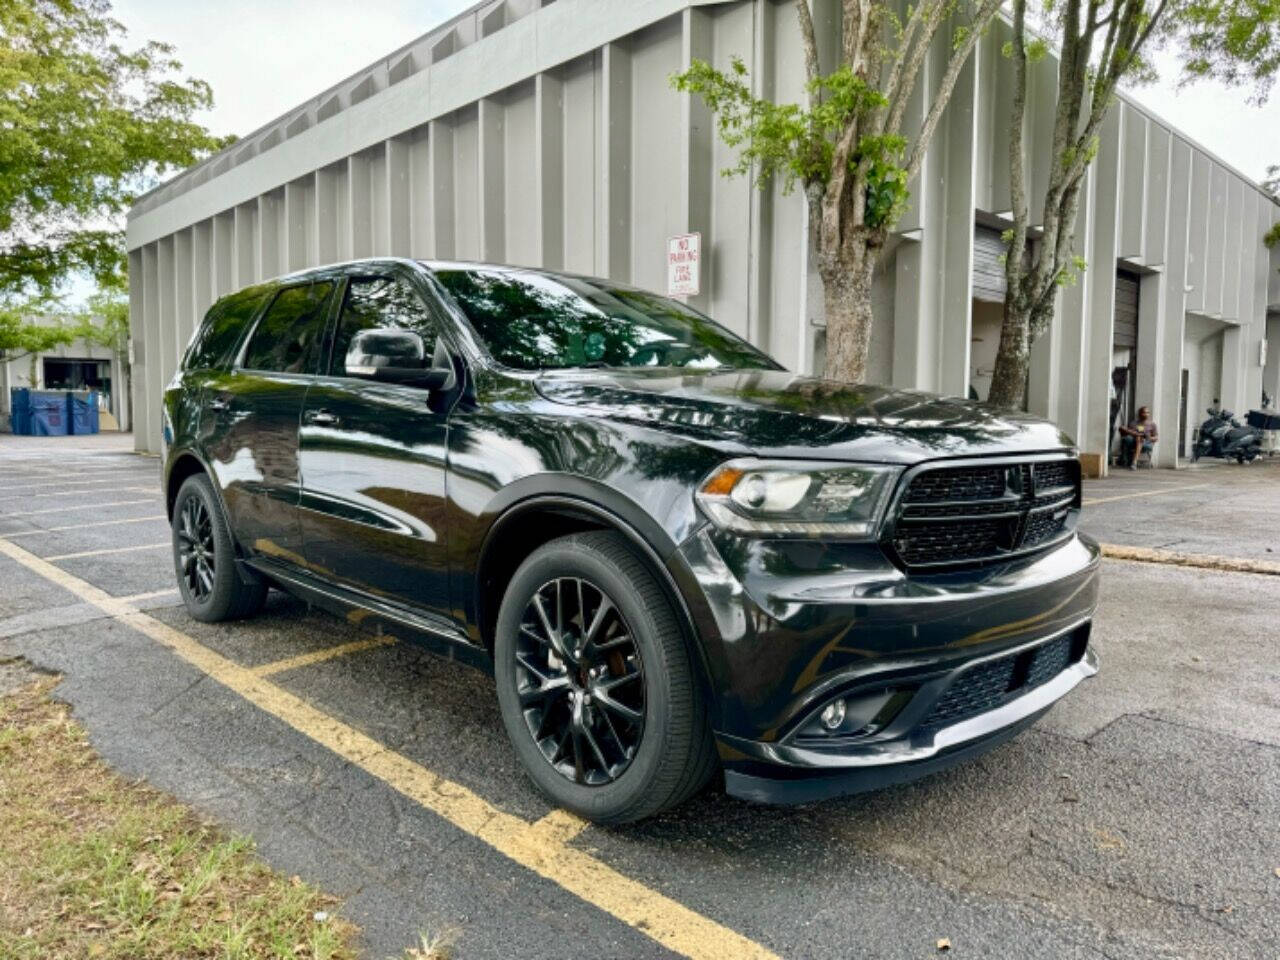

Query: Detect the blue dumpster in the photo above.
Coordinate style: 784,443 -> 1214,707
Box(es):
9,388 -> 32,434
68,390 -> 100,434
28,390 -> 69,436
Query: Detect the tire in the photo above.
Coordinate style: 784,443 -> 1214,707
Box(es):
171,473 -> 267,623
494,531 -> 717,823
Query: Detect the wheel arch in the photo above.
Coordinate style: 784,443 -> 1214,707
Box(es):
165,450 -> 212,520
473,495 -> 717,713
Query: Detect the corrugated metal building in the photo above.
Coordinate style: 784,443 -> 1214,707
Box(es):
125,0 -> 1280,470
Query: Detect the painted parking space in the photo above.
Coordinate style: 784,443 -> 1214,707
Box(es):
2,436 -> 1278,958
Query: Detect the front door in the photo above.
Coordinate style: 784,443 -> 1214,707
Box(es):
298,273 -> 456,617
201,280 -> 336,564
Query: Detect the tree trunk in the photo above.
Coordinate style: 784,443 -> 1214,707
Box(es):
987,296 -> 1032,408
821,245 -> 878,384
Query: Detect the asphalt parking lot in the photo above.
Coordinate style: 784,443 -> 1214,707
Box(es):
1,433 -> 1277,959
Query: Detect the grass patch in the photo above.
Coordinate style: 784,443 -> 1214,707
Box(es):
0,673 -> 361,959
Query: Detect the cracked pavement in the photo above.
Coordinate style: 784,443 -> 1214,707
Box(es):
0,432 -> 1277,958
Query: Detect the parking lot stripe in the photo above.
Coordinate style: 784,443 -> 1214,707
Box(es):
1082,482 -> 1209,506
0,486 -> 155,503
44,542 -> 171,562
0,476 -> 158,492
1,498 -> 157,518
1101,543 -> 1280,576
250,636 -> 399,677
118,587 -> 180,605
0,536 -> 779,960
0,515 -> 167,538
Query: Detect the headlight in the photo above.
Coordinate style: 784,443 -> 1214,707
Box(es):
695,459 -> 902,538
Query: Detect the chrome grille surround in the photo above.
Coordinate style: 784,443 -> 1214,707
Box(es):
886,454 -> 1081,570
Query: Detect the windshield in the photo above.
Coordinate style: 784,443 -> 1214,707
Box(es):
430,268 -> 782,372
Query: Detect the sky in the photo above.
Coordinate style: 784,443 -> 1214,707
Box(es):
112,0 -> 1279,184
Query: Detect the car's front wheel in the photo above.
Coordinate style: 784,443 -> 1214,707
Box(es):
171,474 -> 267,622
494,531 -> 716,823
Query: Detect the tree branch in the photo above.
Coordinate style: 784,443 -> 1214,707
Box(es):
1006,0 -> 1031,293
793,0 -> 821,96
903,0 -> 1004,181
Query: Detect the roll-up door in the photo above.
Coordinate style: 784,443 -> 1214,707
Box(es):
1114,272 -> 1139,348
972,226 -> 1007,303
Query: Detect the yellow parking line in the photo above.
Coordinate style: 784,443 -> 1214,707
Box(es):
251,636 -> 398,677
0,498 -> 157,518
118,587 -> 180,605
1082,482 -> 1209,506
1101,543 -> 1280,576
44,542 -> 171,562
0,515 -> 167,538
0,535 -> 777,960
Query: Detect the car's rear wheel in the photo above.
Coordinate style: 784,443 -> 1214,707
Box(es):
494,531 -> 716,823
171,474 -> 267,622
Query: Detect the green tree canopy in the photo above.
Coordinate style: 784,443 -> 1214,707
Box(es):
0,0 -> 229,298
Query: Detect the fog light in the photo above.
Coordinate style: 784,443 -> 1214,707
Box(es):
820,699 -> 847,731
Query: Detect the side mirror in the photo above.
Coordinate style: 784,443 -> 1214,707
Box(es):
345,328 -> 456,390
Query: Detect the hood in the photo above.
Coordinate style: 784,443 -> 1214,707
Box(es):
533,369 -> 1074,464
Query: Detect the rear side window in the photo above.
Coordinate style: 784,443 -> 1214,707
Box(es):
183,287 -> 269,371
240,282 -> 335,374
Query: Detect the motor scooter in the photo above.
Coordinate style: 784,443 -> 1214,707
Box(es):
1192,408 -> 1262,463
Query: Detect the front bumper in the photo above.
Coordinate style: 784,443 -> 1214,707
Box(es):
722,644 -> 1097,804
668,526 -> 1102,801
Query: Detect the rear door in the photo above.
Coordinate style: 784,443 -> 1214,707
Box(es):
201,279 -> 337,564
298,271 -> 457,617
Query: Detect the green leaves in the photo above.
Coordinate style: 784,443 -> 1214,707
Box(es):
671,59 -> 910,230
672,59 -> 889,194
0,297 -> 76,359
0,0 -> 228,298
857,136 -> 910,229
1174,0 -> 1280,99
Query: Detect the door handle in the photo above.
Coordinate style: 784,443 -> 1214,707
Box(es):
206,397 -> 229,412
305,409 -> 340,427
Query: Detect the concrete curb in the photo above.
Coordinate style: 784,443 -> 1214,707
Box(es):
1100,544 -> 1280,577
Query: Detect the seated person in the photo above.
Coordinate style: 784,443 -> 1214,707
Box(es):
1118,406 -> 1158,468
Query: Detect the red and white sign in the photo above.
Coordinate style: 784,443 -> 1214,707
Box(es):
667,232 -> 702,297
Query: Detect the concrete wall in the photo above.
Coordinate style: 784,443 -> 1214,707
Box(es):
125,0 -> 1280,470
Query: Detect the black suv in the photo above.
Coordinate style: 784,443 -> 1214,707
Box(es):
162,258 -> 1099,823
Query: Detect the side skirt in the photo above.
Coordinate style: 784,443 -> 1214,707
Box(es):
244,557 -> 492,673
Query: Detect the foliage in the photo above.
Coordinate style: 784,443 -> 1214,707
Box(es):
72,288 -> 130,352
672,58 -> 912,229
0,286 -> 127,363
0,0 -> 230,299
0,296 -> 76,360
1265,165 -> 1280,249
1176,0 -> 1280,99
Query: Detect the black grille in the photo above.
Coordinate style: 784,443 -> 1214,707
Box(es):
895,518 -> 1006,566
920,631 -> 1082,731
892,459 -> 1080,568
904,466 -> 1007,503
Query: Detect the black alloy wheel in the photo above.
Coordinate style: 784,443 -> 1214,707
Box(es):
515,576 -> 645,786
177,494 -> 216,601
171,473 -> 267,622
494,531 -> 717,823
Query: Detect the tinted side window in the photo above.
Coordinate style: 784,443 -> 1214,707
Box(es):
183,287 -> 268,371
330,276 -> 440,375
241,282 -> 335,374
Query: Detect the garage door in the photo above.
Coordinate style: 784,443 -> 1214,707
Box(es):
973,226 -> 1007,303
1114,272 -> 1139,348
